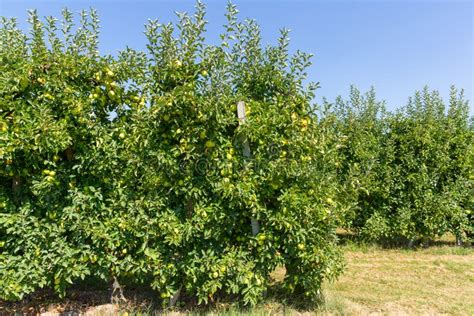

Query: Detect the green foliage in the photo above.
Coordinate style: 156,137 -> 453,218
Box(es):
0,3 -> 343,305
328,86 -> 473,243
1,1 -> 471,305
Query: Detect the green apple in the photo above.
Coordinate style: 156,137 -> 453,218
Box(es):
19,77 -> 29,90
205,140 -> 215,148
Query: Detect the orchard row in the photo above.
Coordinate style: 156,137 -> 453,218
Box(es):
0,3 -> 472,305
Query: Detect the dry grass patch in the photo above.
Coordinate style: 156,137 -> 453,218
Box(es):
323,245 -> 474,315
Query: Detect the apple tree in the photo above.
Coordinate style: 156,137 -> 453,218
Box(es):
0,2 -> 343,305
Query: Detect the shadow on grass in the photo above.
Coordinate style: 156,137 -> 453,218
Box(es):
0,277 -> 324,315
0,277 -> 160,315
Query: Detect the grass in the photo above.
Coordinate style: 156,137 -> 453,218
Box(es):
320,244 -> 474,315
2,242 -> 473,315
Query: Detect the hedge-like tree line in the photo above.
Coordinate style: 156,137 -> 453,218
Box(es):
0,4 -> 343,303
323,86 -> 472,244
0,2 -> 472,305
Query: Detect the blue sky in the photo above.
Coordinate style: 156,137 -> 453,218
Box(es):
1,0 -> 472,112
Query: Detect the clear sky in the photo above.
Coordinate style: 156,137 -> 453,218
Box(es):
1,0 -> 472,112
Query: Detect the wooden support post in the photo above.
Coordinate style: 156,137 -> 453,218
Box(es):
12,176 -> 22,192
237,101 -> 260,236
12,176 -> 22,205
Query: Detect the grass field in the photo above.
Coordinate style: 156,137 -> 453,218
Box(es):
2,243 -> 473,315
229,244 -> 471,316
319,244 -> 474,315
